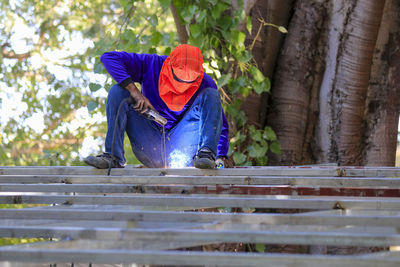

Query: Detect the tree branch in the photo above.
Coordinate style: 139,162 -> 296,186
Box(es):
1,43 -> 31,61
170,1 -> 188,44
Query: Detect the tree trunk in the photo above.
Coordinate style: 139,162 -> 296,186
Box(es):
267,0 -> 328,165
242,0 -> 294,127
332,0 -> 386,165
261,0 -> 396,166
364,0 -> 400,166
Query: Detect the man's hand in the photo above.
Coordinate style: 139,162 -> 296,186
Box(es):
125,83 -> 155,113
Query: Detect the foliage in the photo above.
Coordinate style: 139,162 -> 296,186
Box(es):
0,0 -> 121,165
173,0 -> 281,165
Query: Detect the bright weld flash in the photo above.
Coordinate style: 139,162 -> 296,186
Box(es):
169,150 -> 190,168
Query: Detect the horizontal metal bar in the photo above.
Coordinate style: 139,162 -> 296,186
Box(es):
2,184 -> 399,197
2,165 -> 400,177
0,166 -> 337,176
2,194 -> 400,210
1,225 -> 400,247
2,175 -> 400,187
0,248 -> 398,266
1,208 -> 400,227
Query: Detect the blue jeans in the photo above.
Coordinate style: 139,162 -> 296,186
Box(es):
104,84 -> 223,168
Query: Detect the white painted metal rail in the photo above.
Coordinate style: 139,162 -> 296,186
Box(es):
0,165 -> 400,266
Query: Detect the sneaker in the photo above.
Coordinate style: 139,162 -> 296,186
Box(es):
84,153 -> 124,169
193,147 -> 216,169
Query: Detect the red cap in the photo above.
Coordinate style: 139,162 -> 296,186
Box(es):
158,44 -> 204,111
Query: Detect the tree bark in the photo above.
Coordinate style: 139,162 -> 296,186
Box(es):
267,0 -> 328,165
170,1 -> 188,44
332,0 -> 386,165
241,0 -> 293,128
364,0 -> 400,166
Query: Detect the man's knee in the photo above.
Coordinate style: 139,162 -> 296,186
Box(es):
197,87 -> 222,106
200,87 -> 219,97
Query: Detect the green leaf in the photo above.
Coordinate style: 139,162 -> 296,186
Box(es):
228,80 -> 240,94
217,73 -> 231,88
249,66 -> 265,83
189,35 -> 203,49
278,26 -> 288,33
181,9 -> 193,24
251,130 -> 262,142
151,31 -> 163,45
196,10 -> 206,23
236,50 -> 252,63
270,141 -> 282,155
246,16 -> 252,33
149,14 -> 158,27
230,30 -> 245,46
104,83 -> 112,92
233,152 -> 246,165
164,46 -> 172,55
239,85 -> 251,98
256,156 -> 268,166
89,83 -> 102,92
218,16 -> 231,31
255,244 -> 265,253
87,101 -> 98,112
158,0 -> 171,9
190,24 -> 202,38
94,63 -> 104,74
263,126 -> 277,141
252,80 -> 264,95
230,131 -> 246,145
248,143 -> 268,158
211,3 -> 226,19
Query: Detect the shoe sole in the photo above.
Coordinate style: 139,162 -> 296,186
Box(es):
84,157 -> 109,169
194,158 -> 216,169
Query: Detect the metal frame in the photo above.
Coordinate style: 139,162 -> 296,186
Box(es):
0,165 -> 400,266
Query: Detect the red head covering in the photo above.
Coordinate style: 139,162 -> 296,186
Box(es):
158,44 -> 204,111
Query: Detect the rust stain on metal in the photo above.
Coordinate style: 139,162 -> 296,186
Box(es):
244,176 -> 252,185
333,202 -> 345,210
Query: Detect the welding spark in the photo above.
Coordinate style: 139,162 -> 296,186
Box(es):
169,150 -> 191,168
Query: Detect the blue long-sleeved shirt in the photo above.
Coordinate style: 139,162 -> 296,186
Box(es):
100,51 -> 229,157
